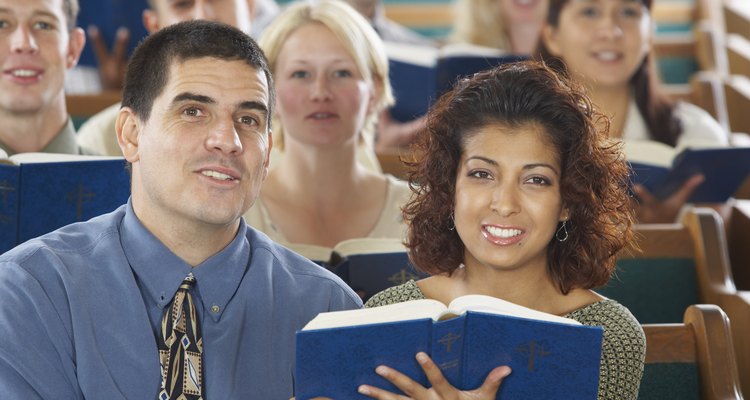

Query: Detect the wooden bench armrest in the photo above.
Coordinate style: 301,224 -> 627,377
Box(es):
681,207 -> 737,301
684,304 -> 744,400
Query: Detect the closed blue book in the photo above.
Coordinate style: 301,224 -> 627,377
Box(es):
387,56 -> 437,122
286,238 -> 426,301
333,251 -> 428,302
0,153 -> 130,254
0,164 -> 21,254
295,295 -> 603,399
434,53 -> 528,98
627,145 -> 750,203
386,42 -> 527,123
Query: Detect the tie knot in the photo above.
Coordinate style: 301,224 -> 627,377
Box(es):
180,273 -> 196,290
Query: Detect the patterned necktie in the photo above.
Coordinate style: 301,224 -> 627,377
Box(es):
158,273 -> 204,400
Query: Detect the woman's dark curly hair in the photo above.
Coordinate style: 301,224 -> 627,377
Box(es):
403,60 -> 635,294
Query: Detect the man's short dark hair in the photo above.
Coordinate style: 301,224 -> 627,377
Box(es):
121,20 -> 275,126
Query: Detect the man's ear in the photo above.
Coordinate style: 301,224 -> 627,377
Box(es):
142,9 -> 160,34
262,130 -> 273,180
66,27 -> 86,69
116,107 -> 141,163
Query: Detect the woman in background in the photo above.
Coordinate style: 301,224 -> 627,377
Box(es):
360,61 -> 645,399
537,0 -> 728,222
452,0 -> 548,54
245,0 -> 411,252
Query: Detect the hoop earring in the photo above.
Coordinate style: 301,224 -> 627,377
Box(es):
448,213 -> 455,231
556,220 -> 569,242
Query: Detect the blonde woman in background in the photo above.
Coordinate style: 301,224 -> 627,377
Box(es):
245,0 -> 411,250
451,0 -> 548,54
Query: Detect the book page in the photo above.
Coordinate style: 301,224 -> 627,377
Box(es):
383,41 -> 438,67
333,237 -> 407,257
622,140 -> 676,167
302,299 -> 448,331
447,294 -> 581,325
623,139 -> 728,168
285,242 -> 334,263
438,42 -> 507,58
8,152 -> 124,164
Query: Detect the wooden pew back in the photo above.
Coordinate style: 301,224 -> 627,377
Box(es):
639,304 -> 743,400
601,223 -> 698,324
599,207 -> 750,395
65,91 -> 121,130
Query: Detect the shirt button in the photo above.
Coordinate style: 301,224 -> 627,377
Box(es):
211,305 -> 221,313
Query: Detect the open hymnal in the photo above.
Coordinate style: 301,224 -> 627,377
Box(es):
295,294 -> 602,399
384,42 -> 527,122
624,140 -> 750,202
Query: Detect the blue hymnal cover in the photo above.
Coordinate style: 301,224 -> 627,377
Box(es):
629,146 -> 750,203
295,296 -> 603,399
331,251 -> 428,302
288,238 -> 427,301
0,154 -> 130,254
386,42 -> 527,122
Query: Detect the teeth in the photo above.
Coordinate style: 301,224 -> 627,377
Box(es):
202,170 -> 234,180
11,69 -> 37,77
595,51 -> 618,61
311,113 -> 334,119
486,226 -> 522,238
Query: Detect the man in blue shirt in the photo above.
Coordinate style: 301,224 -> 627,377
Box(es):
0,20 -> 362,399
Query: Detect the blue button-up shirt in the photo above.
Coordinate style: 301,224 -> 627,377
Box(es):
0,201 -> 362,399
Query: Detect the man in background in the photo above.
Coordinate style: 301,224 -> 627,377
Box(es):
76,0 -> 252,156
0,0 -> 86,155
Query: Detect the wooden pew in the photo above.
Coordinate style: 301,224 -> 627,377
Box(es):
723,74 -> 750,134
383,1 -> 453,39
689,70 -> 730,132
728,199 -> 750,289
681,207 -> 750,397
65,91 -> 121,117
639,304 -> 744,400
65,91 -> 121,129
724,0 -> 750,41
727,33 -> 750,78
602,221 -> 697,324
694,19 -> 726,73
599,207 -> 750,395
376,152 -> 409,181
376,148 -> 422,181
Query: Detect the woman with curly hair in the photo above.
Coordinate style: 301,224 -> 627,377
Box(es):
360,60 -> 645,399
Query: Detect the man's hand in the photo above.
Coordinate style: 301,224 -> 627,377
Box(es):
88,25 -> 130,91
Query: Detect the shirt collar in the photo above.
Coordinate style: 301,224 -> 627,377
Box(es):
43,118 -> 80,154
622,94 -> 649,141
121,200 -> 251,322
0,118 -> 80,156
